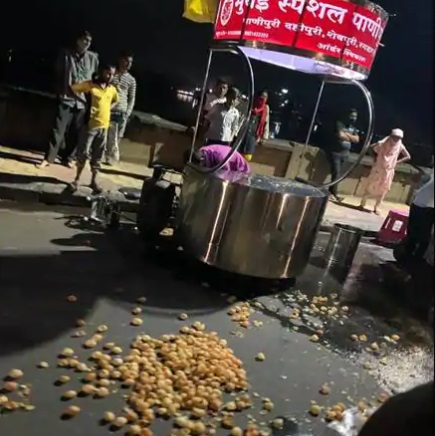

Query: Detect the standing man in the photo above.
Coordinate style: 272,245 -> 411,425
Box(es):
104,51 -> 137,165
325,108 -> 360,202
37,30 -> 99,169
203,77 -> 229,114
189,77 -> 228,138
403,168 -> 434,261
203,87 -> 241,146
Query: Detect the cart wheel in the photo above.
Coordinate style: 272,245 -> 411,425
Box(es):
137,178 -> 176,243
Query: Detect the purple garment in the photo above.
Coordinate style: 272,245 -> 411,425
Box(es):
200,144 -> 250,173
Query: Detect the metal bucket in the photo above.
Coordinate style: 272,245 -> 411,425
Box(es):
324,224 -> 363,268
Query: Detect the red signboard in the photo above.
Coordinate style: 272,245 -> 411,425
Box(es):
214,0 -> 387,71
341,6 -> 387,69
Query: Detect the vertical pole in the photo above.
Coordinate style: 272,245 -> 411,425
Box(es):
189,49 -> 213,162
189,45 -> 255,175
295,79 -> 325,179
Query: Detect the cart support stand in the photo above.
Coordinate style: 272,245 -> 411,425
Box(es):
189,49 -> 213,163
187,44 -> 255,174
296,79 -> 326,178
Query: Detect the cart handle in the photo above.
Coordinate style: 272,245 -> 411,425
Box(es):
187,44 -> 255,174
317,78 -> 375,190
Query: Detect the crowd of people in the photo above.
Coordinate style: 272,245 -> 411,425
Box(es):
191,76 -> 271,173
195,78 -> 417,217
31,30 -> 418,207
36,30 -> 137,194
30,29 -> 432,266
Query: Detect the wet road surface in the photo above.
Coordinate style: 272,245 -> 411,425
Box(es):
0,204 -> 432,435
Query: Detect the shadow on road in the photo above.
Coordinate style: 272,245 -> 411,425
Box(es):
0,149 -> 41,165
0,208 -> 432,380
0,218 -> 232,357
0,172 -> 66,186
99,167 -> 146,181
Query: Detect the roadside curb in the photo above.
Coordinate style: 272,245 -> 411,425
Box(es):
1,183 -> 379,237
0,183 -> 139,212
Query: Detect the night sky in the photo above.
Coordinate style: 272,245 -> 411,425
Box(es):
0,0 -> 433,145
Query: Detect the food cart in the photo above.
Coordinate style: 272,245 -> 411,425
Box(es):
107,0 -> 390,280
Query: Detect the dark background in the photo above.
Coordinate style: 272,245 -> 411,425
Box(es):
0,0 -> 432,157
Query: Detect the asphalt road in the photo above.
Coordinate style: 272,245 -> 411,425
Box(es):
0,204 -> 432,436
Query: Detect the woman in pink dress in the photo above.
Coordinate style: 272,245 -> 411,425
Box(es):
359,128 -> 411,215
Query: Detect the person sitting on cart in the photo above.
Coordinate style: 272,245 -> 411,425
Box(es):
203,87 -> 241,146
184,144 -> 250,174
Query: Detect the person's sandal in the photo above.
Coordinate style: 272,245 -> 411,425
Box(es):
36,160 -> 50,169
332,195 -> 344,203
62,160 -> 74,169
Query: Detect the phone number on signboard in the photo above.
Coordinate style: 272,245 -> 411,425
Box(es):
215,30 -> 270,38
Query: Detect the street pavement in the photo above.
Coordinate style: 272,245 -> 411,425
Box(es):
0,204 -> 432,436
0,145 -> 409,234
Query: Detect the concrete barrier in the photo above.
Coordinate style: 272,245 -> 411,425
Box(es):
0,86 -> 425,203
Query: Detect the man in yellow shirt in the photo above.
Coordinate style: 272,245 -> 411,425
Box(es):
68,64 -> 119,193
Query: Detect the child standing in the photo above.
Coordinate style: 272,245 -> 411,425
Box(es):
69,64 -> 119,193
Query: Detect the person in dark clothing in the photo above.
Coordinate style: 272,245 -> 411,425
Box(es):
358,381 -> 433,436
325,109 -> 360,201
394,169 -> 434,267
37,30 -> 99,169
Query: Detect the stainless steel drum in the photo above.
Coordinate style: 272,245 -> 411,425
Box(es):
177,167 -> 328,279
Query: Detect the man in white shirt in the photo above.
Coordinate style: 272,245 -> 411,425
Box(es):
204,87 -> 241,146
404,168 -> 434,260
203,77 -> 229,114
